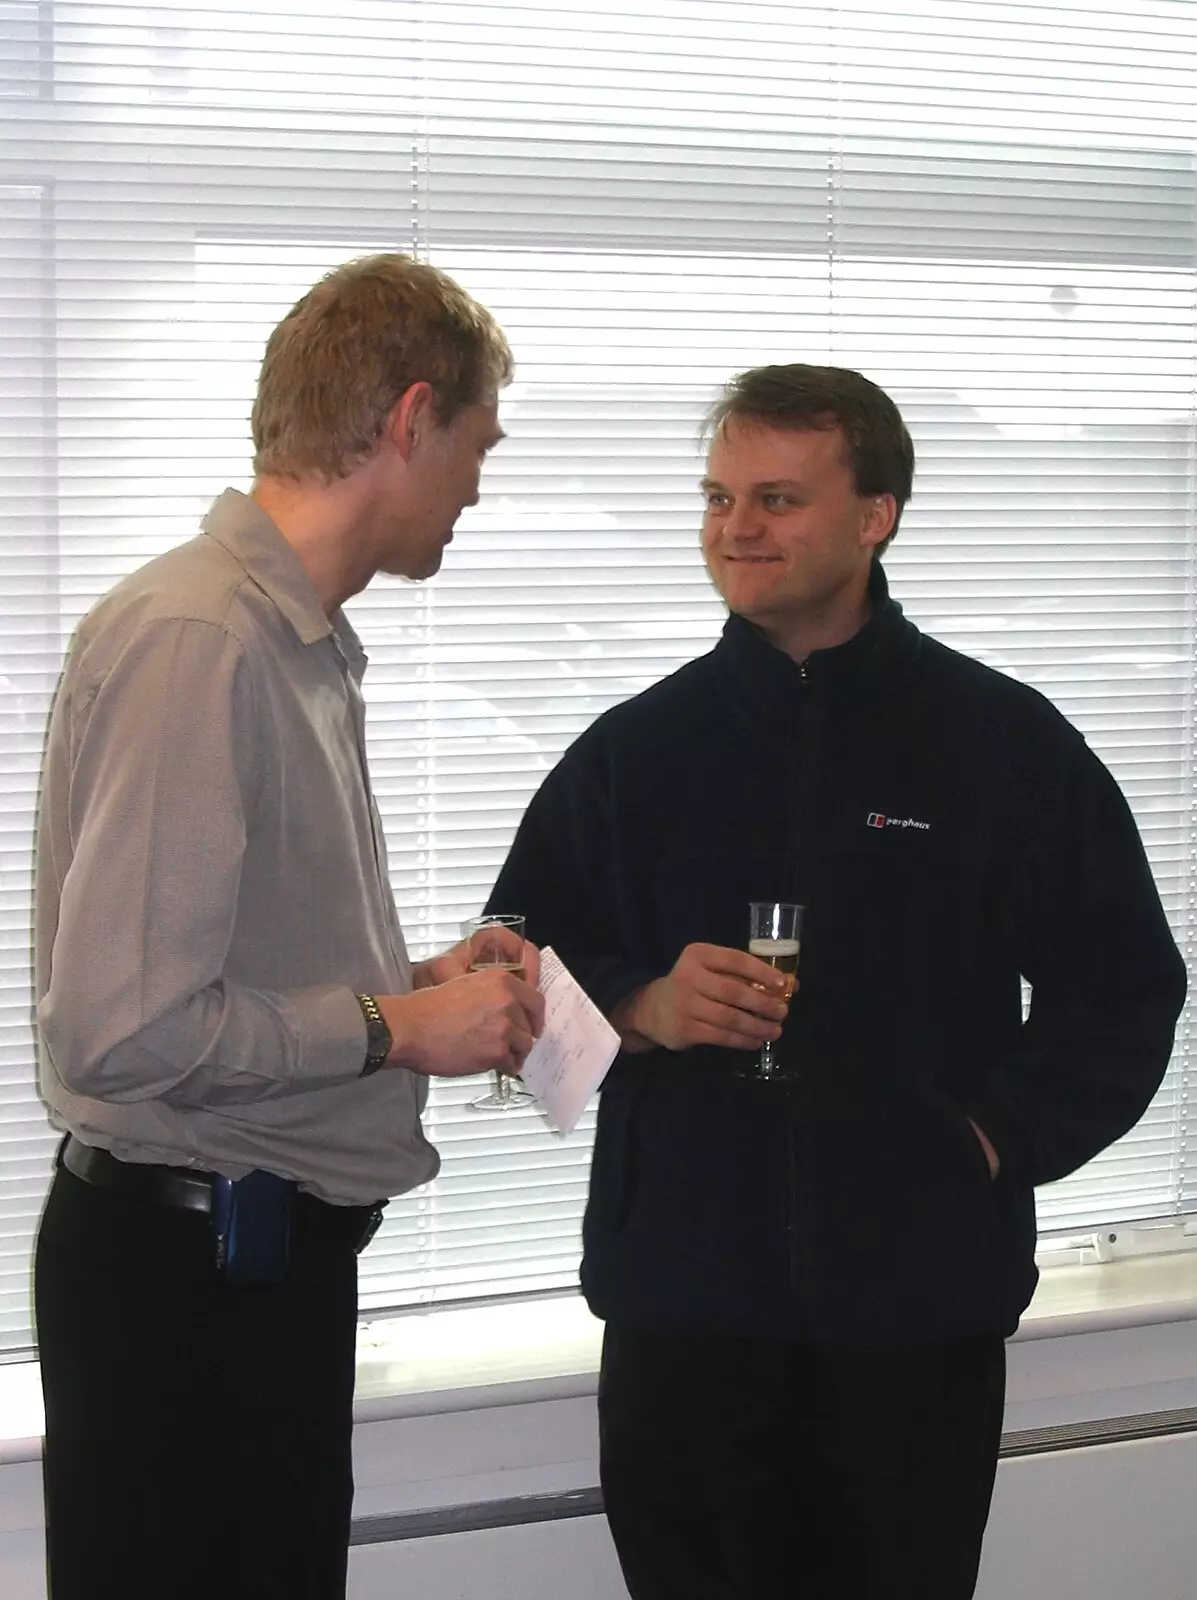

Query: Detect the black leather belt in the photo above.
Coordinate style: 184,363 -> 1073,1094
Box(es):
59,1135 -> 387,1253
61,1134 -> 217,1214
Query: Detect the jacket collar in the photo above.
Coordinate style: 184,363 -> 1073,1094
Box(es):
713,561 -> 921,717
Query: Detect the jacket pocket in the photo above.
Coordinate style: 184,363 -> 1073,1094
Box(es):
796,1078 -> 1007,1340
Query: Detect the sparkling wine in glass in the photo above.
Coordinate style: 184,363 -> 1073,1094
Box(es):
739,901 -> 803,1082
464,914 -> 536,1111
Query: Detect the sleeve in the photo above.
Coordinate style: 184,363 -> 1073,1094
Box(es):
964,730 -> 1187,1188
486,728 -> 663,1017
37,617 -> 368,1108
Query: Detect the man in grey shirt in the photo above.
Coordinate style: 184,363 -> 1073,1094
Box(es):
33,254 -> 542,1600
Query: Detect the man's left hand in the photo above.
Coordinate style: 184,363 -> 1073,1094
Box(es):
413,942 -> 471,989
414,939 -> 542,991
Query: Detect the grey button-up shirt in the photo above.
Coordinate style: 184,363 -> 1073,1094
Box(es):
36,489 -> 439,1204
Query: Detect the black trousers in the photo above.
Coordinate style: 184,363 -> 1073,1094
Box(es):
598,1323 -> 1006,1600
35,1162 -> 364,1600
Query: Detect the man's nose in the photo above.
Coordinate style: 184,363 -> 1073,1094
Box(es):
723,501 -> 763,540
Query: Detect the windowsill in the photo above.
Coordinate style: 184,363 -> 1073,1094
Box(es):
354,1293 -> 604,1421
2,1250 -> 1197,1466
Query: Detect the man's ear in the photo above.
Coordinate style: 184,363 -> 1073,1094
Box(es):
385,381 -> 436,463
860,494 -> 897,552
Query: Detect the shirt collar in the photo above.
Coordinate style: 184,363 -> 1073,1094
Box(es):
201,487 -> 338,649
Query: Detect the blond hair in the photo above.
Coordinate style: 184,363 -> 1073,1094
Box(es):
251,254 -> 512,481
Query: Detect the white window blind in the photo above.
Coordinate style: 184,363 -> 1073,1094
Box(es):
0,0 -> 1194,1352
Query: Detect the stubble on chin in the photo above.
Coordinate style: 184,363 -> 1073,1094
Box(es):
377,542 -> 445,583
709,562 -> 782,620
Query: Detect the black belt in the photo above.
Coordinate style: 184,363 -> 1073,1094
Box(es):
62,1134 -> 218,1214
58,1135 -> 386,1253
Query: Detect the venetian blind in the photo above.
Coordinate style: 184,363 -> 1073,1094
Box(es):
0,0 -> 1194,1350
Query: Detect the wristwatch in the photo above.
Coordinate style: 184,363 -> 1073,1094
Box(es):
355,993 -> 392,1076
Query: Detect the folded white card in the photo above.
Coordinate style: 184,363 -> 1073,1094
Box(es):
519,947 -> 620,1133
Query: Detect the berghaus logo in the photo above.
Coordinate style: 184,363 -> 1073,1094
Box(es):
867,812 -> 930,831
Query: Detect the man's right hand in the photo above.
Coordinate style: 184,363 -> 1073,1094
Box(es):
610,942 -> 792,1054
375,970 -> 545,1078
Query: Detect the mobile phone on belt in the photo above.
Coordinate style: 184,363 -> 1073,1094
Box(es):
211,1170 -> 293,1285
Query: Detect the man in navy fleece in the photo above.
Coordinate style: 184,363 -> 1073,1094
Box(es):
489,364 -> 1186,1600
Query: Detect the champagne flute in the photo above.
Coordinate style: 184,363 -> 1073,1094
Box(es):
738,901 -> 803,1082
464,914 -> 536,1111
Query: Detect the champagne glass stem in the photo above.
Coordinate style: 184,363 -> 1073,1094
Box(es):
742,902 -> 803,1083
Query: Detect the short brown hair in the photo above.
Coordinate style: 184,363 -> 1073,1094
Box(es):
251,253 -> 513,481
705,364 -> 915,553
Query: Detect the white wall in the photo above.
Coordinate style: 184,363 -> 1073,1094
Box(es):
349,1520 -> 625,1600
977,1434 -> 1197,1600
0,1460 -> 44,1600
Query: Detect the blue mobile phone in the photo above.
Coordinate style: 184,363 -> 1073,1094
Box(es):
211,1170 -> 293,1285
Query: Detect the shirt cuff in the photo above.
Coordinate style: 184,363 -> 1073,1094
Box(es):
290,983 -> 370,1084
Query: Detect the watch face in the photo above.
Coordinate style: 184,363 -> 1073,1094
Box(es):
362,1036 -> 389,1075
